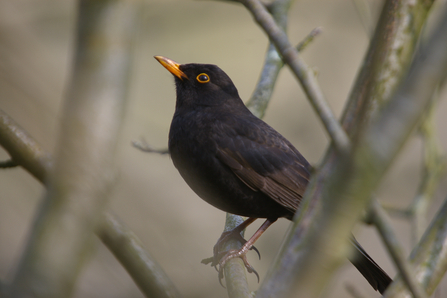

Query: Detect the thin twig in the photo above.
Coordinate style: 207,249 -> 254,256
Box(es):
296,27 -> 322,52
383,195 -> 447,298
345,283 -> 369,298
375,96 -> 446,249
0,159 -> 17,168
132,139 -> 169,155
0,109 -> 52,181
351,0 -> 373,36
369,200 -> 428,298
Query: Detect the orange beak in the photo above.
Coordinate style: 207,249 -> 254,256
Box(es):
154,56 -> 188,80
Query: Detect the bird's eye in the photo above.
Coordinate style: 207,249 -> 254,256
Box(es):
196,73 -> 210,83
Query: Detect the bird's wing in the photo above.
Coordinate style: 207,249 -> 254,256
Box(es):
215,120 -> 310,213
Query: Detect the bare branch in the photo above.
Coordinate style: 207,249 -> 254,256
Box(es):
342,0 -> 435,138
1,1 -> 167,297
383,196 -> 447,298
0,109 -> 52,181
0,111 -> 180,297
256,0 -> 444,296
239,0 -> 351,153
98,212 -> 182,298
369,200 -> 427,298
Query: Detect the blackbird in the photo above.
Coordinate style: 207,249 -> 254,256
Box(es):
154,55 -> 392,294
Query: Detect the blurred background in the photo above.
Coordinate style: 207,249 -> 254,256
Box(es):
1,0 -> 447,297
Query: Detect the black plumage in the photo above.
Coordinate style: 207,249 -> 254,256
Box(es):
155,56 -> 392,294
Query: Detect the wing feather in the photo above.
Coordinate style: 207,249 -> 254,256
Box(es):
216,137 -> 310,214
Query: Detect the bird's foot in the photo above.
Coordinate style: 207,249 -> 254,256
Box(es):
201,229 -> 260,267
211,229 -> 260,265
216,248 -> 260,286
201,228 -> 261,285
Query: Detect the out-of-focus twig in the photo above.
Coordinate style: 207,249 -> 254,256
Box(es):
0,110 -> 181,297
383,196 -> 447,298
342,0 -> 435,138
0,110 -> 52,181
369,200 -> 427,298
0,111 -> 180,297
381,95 -> 446,248
98,212 -> 182,298
7,0 -> 139,296
132,138 -> 170,155
409,99 -> 447,245
0,1 -> 180,298
351,0 -> 373,36
0,159 -> 17,168
246,25 -> 322,118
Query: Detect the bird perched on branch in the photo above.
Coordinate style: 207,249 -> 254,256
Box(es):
154,55 -> 392,294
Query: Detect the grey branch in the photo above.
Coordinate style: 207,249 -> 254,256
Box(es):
239,0 -> 351,153
0,0 -> 180,297
369,200 -> 427,298
256,0 -> 442,296
383,196 -> 447,298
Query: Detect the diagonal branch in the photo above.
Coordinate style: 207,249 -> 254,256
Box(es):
239,0 -> 350,153
0,110 -> 182,298
0,1 -> 180,297
7,0 -> 139,296
256,0 -> 444,296
369,200 -> 427,298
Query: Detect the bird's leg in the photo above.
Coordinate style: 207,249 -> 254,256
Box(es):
213,217 -> 258,262
218,218 -> 277,283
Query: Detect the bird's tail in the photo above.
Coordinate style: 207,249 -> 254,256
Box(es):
348,237 -> 393,295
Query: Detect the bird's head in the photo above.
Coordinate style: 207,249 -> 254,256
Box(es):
155,56 -> 242,108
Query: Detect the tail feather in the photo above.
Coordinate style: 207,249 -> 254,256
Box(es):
349,237 -> 393,294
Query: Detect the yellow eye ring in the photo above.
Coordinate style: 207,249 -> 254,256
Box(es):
196,73 -> 210,83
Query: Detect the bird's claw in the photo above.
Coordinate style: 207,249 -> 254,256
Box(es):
217,250 -> 260,286
212,229 -> 261,263
202,227 -> 261,285
250,245 -> 261,260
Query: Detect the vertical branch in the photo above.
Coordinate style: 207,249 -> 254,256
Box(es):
220,1 -> 293,294
245,0 -> 291,118
6,1 -> 139,297
219,1 -> 321,294
256,0 -> 445,296
409,99 -> 447,245
342,0 -> 434,138
221,214 -> 253,298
